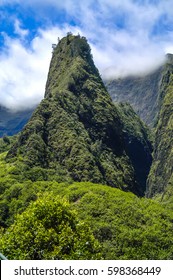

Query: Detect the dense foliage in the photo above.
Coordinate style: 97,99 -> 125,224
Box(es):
0,145 -> 173,260
0,135 -> 18,153
0,193 -> 100,260
61,183 -> 173,259
1,177 -> 173,259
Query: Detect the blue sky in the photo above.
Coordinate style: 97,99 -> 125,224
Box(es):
0,0 -> 173,110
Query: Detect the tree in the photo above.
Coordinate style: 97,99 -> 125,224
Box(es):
0,193 -> 100,260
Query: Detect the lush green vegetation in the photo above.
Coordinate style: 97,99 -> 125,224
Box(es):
0,193 -> 100,260
1,176 -> 173,259
0,135 -> 18,153
0,147 -> 173,260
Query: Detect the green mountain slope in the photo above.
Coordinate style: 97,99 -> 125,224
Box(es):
147,56 -> 173,197
6,34 -> 152,195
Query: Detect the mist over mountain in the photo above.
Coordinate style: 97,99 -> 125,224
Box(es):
105,54 -> 173,127
104,53 -> 173,198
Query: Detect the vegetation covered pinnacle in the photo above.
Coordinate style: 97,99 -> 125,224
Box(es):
5,34 -> 152,196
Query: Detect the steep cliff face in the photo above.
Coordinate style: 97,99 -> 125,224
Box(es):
105,64 -> 164,127
115,103 -> 153,194
7,34 -> 152,195
146,55 -> 173,197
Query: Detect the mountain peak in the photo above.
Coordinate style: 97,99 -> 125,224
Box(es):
55,33 -> 92,59
45,33 -> 100,99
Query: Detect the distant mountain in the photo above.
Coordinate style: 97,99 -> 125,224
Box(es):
7,34 -> 152,196
105,56 -> 173,127
0,105 -> 33,137
105,54 -> 173,198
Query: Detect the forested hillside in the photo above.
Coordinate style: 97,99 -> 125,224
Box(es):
1,149 -> 173,259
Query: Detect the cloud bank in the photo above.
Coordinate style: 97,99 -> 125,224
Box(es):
0,28 -> 53,111
0,0 -> 173,110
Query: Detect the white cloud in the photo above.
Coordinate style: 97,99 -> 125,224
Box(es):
0,34 -> 49,111
165,46 -> 173,54
34,0 -> 172,78
14,19 -> 29,38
